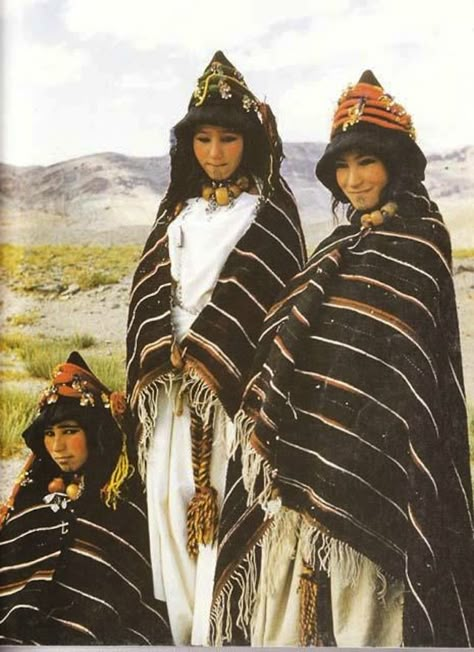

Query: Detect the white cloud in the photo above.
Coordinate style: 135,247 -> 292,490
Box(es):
62,0 -> 349,51
2,0 -> 473,164
119,71 -> 178,92
1,0 -> 49,18
5,41 -> 88,87
2,5 -> 89,164
3,1 -> 89,89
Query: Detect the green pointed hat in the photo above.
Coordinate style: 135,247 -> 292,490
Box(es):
189,50 -> 260,112
171,50 -> 284,197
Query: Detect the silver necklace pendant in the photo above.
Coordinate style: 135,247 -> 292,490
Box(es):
205,197 -> 219,215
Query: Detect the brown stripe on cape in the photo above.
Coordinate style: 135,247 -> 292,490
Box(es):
126,181 -> 306,421
211,187 -> 474,646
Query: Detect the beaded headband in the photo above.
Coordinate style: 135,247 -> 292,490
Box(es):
39,360 -> 126,419
332,78 -> 416,140
191,51 -> 260,113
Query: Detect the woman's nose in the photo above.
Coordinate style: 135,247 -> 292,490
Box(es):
347,165 -> 362,188
52,434 -> 65,451
209,139 -> 223,159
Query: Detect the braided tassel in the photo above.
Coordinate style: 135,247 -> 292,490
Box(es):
101,434 -> 132,509
186,406 -> 219,558
299,563 -> 319,647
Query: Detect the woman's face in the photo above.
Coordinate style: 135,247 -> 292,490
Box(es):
193,125 -> 244,181
335,151 -> 388,211
44,419 -> 88,472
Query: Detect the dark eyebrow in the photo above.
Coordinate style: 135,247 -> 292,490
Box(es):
195,128 -> 240,135
44,421 -> 80,429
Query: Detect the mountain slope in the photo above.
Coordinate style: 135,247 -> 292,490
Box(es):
1,144 -> 472,248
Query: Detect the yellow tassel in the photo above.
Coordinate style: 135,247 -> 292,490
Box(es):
298,563 -> 319,646
186,485 -> 219,559
102,436 -> 133,509
170,341 -> 184,370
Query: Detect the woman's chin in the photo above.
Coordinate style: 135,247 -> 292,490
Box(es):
205,166 -> 236,182
207,173 -> 229,182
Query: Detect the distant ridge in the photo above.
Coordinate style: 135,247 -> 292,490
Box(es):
1,144 -> 473,249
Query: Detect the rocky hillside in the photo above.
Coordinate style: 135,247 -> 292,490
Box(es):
1,144 -> 473,249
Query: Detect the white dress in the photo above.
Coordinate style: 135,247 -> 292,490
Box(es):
145,193 -> 258,645
145,193 -> 403,647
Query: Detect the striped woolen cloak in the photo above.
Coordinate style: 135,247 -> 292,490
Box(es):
0,482 -> 171,645
126,180 -> 306,423
211,188 -> 474,646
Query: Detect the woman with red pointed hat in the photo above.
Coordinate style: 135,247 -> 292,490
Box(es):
209,71 -> 473,646
0,352 -> 171,645
126,51 -> 306,644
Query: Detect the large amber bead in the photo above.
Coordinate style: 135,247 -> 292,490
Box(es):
66,483 -> 81,500
202,186 -> 214,201
215,186 -> 230,206
48,477 -> 65,493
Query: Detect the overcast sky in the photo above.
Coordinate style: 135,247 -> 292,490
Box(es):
2,0 -> 474,166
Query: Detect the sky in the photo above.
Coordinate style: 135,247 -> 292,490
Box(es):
2,0 -> 474,167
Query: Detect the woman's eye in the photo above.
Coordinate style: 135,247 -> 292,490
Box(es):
359,157 -> 376,166
335,161 -> 347,169
44,431 -> 54,438
195,136 -> 210,143
221,135 -> 238,143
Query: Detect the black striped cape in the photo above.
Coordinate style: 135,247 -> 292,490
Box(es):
0,485 -> 171,645
126,180 -> 306,431
210,187 -> 473,646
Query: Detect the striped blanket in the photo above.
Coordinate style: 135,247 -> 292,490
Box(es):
126,180 -> 306,426
0,483 -> 171,644
211,187 -> 474,646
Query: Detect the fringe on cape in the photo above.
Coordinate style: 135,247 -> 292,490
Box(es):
210,480 -> 391,645
136,367 -> 230,482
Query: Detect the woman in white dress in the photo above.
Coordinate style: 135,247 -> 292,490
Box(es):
125,50 -> 306,645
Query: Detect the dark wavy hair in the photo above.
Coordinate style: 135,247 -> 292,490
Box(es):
160,102 -> 275,216
330,144 -> 426,222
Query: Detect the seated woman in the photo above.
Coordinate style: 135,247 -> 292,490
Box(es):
210,71 -> 473,647
0,352 -> 171,645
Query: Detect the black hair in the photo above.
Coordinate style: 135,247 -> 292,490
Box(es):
330,145 -> 423,223
22,396 -> 122,499
161,102 -> 272,215
316,121 -> 427,221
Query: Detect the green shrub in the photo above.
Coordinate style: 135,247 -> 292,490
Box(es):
21,342 -> 75,379
0,332 -> 34,353
76,270 -> 121,290
6,311 -> 41,327
0,244 -> 141,293
453,248 -> 474,259
0,388 -> 38,458
0,332 -> 99,379
84,351 -> 126,391
69,333 -> 97,349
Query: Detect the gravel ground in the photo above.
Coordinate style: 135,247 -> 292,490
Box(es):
0,452 -> 30,504
1,260 -> 473,503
